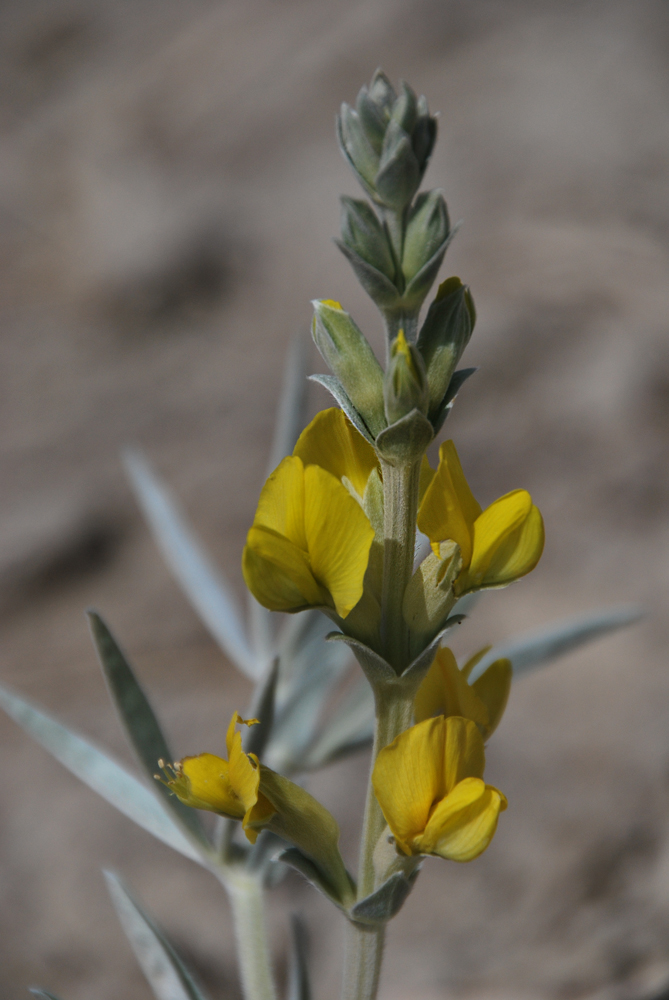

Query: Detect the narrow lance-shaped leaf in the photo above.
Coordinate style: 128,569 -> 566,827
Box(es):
104,871 -> 210,1000
88,611 -> 209,850
30,991 -> 65,1000
122,448 -> 258,679
0,683 -> 202,864
467,606 -> 643,684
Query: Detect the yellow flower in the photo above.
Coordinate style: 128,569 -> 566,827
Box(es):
372,715 -> 507,862
242,411 -> 376,617
293,407 -> 378,500
414,647 -> 511,740
159,713 -> 275,844
417,439 -> 544,594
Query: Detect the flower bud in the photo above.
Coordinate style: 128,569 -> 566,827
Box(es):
339,197 -> 396,282
312,300 -> 386,438
383,329 -> 429,425
337,70 -> 438,212
417,277 -> 475,426
402,191 -> 450,285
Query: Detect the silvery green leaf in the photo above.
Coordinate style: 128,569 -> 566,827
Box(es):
350,869 -> 420,925
88,612 -> 209,850
104,872 -> 210,1000
287,914 -> 311,1000
0,684 -> 202,864
30,991 -> 65,1000
244,658 -> 279,759
467,607 -> 643,684
122,448 -> 257,679
303,676 -> 374,769
309,375 -> 375,444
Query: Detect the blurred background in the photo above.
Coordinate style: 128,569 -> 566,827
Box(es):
1,0 -> 668,997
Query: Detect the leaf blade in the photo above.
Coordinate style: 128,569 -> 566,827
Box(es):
105,871 -> 210,1000
122,448 -> 257,678
467,606 -> 643,683
88,611 -> 209,849
0,683 -> 202,863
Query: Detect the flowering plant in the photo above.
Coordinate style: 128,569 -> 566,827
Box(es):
1,71 -> 638,1000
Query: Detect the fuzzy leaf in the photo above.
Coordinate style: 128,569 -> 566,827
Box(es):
0,684 -> 202,863
467,607 -> 642,683
122,448 -> 257,679
105,872 -> 210,1000
89,612 -> 209,849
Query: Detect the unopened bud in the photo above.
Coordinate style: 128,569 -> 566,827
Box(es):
337,70 -> 438,212
416,278 -> 475,425
402,191 -> 450,284
384,330 -> 429,425
339,197 -> 396,282
312,300 -> 386,438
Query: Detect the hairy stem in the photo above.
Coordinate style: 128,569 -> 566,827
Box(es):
224,871 -> 276,1000
380,458 -> 421,673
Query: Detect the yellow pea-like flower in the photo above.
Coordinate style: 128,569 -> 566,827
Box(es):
414,647 -> 511,740
158,713 -> 275,844
372,715 -> 507,862
293,407 -> 378,500
243,409 -> 376,618
417,439 -> 544,594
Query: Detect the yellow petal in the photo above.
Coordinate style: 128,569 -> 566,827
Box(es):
480,502 -> 545,588
414,648 -> 489,731
472,659 -> 512,738
242,526 -> 326,612
419,777 -> 507,861
303,464 -> 375,618
460,645 -> 492,680
225,712 -> 260,756
175,753 -> 245,818
294,408 -> 378,499
372,716 -> 446,855
254,455 -> 307,549
439,441 -> 482,528
468,489 -> 532,583
242,792 -> 277,844
442,715 -> 486,793
417,441 -> 480,565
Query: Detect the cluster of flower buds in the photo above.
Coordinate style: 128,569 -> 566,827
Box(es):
336,70 -> 452,324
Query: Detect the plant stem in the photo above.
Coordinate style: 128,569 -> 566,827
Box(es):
343,456 -> 422,1000
379,458 -> 421,673
224,870 -> 277,1000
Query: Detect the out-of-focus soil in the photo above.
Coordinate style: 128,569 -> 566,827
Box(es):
1,1 -> 668,998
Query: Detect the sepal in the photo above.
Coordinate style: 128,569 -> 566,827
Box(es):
278,847 -> 355,911
403,541 -> 462,658
339,197 -> 395,282
417,277 -> 475,424
402,191 -> 450,285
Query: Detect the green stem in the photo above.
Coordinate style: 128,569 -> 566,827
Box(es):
343,924 -> 385,1000
223,870 -> 277,1000
379,458 -> 421,673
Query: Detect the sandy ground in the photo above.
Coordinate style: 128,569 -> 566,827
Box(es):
1,1 -> 669,997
